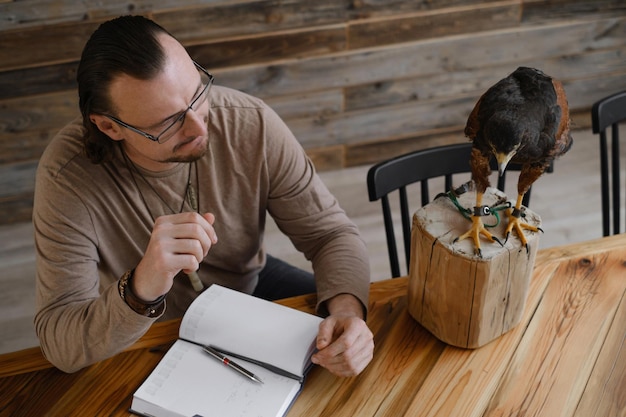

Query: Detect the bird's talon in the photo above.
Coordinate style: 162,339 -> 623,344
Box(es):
537,227 -> 544,233
492,236 -> 504,247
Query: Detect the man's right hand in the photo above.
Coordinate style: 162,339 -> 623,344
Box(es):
132,212 -> 217,301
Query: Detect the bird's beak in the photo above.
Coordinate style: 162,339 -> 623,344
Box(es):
496,152 -> 514,176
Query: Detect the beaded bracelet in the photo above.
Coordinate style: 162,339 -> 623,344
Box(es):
118,269 -> 166,317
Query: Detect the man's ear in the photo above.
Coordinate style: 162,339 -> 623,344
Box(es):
89,114 -> 124,141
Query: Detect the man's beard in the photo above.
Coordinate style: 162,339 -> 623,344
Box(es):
165,136 -> 209,163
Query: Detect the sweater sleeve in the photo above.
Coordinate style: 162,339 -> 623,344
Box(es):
261,105 -> 371,315
33,139 -> 157,373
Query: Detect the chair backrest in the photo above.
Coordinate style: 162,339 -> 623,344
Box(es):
591,90 -> 626,236
367,142 -> 540,278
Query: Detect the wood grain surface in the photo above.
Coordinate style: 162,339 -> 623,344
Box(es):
2,1 -> 626,223
1,234 -> 623,416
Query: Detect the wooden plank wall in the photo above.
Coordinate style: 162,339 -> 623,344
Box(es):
1,0 -> 626,225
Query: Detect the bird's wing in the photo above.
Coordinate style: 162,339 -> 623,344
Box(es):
464,94 -> 484,141
551,78 -> 573,157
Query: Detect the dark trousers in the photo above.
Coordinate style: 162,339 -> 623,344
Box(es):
252,255 -> 316,301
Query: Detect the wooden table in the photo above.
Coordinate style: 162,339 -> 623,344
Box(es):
1,234 -> 625,416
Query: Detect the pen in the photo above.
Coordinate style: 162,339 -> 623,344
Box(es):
187,271 -> 204,292
202,345 -> 263,384
209,345 -> 303,382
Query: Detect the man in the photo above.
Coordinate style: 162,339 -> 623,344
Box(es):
33,15 -> 373,376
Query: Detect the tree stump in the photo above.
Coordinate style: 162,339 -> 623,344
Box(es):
407,187 -> 540,348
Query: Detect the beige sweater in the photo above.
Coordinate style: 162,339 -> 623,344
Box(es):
33,86 -> 370,372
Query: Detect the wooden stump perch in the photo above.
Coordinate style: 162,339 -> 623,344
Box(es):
407,187 -> 541,348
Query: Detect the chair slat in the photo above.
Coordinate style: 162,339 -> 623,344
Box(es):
591,90 -> 626,236
367,143 -> 546,278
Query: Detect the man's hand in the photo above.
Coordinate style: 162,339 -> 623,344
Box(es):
311,293 -> 374,377
132,212 -> 217,301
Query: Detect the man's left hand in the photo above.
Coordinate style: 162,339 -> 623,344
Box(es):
311,294 -> 374,377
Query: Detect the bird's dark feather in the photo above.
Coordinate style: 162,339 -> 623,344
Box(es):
465,66 -> 573,195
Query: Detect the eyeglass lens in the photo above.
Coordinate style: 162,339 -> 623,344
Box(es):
157,72 -> 212,144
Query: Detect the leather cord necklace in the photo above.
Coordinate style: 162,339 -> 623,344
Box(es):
121,148 -> 204,292
121,149 -> 199,221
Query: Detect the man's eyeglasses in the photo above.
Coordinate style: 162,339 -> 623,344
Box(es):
103,61 -> 214,144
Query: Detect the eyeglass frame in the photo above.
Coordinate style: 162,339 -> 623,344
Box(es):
101,61 -> 214,143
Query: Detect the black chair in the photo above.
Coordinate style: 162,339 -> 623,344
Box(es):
367,142 -> 543,278
591,91 -> 626,236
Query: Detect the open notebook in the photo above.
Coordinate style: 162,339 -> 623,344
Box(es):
130,284 -> 323,417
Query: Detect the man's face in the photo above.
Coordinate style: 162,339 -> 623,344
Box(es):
95,34 -> 210,171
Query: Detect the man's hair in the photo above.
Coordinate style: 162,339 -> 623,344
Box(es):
77,15 -> 171,163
